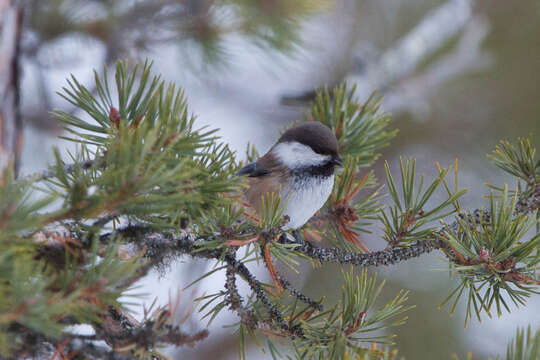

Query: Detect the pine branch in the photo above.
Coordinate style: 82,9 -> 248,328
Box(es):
97,307 -> 209,351
43,198 -> 532,298
224,264 -> 259,329
101,227 -> 297,336
281,209 -> 492,267
2,324 -> 133,360
287,235 -> 443,266
27,179 -> 537,357
516,182 -> 540,215
28,158 -> 95,181
224,253 -> 297,337
278,274 -> 323,312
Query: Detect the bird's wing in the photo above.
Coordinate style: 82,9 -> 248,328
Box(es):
237,162 -> 271,177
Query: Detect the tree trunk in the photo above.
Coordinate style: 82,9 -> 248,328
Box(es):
0,0 -> 23,174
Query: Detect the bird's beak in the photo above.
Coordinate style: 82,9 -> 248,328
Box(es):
332,155 -> 343,166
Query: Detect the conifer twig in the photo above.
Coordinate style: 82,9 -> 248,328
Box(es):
98,307 -> 209,350
29,159 -> 95,181
224,254 -> 297,336
278,275 -> 323,312
288,235 -> 443,267
53,194 -> 536,281
224,264 -> 258,329
516,183 -> 540,215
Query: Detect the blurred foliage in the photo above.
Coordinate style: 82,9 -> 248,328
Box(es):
452,326 -> 540,360
24,0 -> 330,65
505,326 -> 540,360
0,167 -> 141,357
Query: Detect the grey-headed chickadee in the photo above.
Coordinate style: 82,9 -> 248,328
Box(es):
238,122 -> 342,229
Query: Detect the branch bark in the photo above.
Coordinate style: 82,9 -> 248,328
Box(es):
282,0 -> 490,116
348,0 -> 474,93
0,0 -> 23,174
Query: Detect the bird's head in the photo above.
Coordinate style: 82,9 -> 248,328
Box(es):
272,122 -> 342,172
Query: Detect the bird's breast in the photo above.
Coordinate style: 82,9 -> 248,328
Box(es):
282,175 -> 334,229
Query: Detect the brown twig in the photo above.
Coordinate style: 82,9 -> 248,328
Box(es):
0,1 -> 24,175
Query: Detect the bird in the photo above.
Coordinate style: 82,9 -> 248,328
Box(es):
237,122 -> 342,230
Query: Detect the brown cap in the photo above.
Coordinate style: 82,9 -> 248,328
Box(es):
278,122 -> 339,157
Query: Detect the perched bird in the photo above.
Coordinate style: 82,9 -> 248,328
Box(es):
238,122 -> 342,229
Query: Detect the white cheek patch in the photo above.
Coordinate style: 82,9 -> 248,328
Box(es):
273,141 -> 330,168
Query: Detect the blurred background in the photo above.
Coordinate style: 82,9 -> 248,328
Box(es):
4,0 -> 540,358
